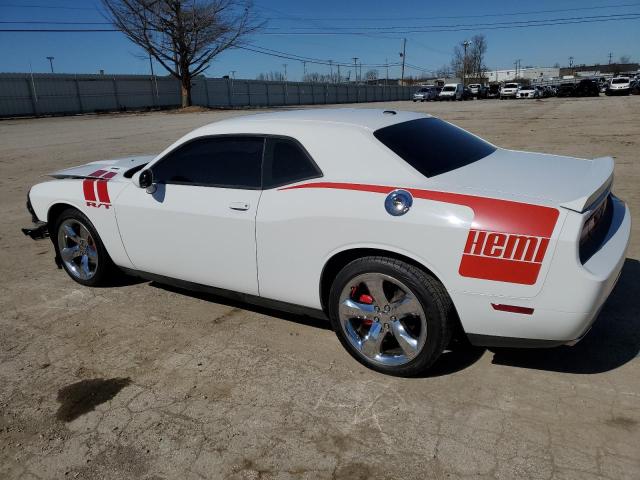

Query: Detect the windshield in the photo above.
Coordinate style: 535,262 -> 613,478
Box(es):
442,86 -> 455,92
505,83 -> 519,88
374,118 -> 497,178
521,85 -> 533,90
612,78 -> 629,84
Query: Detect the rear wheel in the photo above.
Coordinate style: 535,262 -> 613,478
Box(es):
54,208 -> 117,287
328,256 -> 454,376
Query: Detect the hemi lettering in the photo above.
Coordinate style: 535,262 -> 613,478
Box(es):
482,233 -> 508,257
503,235 -> 541,262
464,230 -> 487,255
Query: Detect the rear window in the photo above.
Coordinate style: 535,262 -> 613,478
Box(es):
442,86 -> 455,92
612,78 -> 628,84
373,118 -> 496,178
505,83 -> 519,88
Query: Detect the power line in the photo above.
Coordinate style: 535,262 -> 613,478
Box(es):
261,13 -> 640,31
0,4 -> 99,10
258,14 -> 640,35
258,2 -> 640,22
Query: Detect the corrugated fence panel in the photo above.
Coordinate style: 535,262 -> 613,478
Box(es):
0,73 -> 418,116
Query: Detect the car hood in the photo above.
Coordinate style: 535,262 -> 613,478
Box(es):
49,155 -> 155,181
428,148 -> 613,212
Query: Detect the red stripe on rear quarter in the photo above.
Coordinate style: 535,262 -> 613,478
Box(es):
279,181 -> 559,285
82,179 -> 97,202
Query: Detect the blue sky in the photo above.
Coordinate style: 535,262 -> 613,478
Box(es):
0,0 -> 638,80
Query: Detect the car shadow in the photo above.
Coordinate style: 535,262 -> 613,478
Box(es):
145,259 -> 638,376
489,258 -> 640,374
150,282 -> 332,331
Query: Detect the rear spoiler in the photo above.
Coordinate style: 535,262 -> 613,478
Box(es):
559,156 -> 614,213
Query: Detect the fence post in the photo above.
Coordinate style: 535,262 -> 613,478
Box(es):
247,81 -> 251,107
26,77 -> 38,116
265,81 -> 270,106
298,83 -> 302,105
204,78 -> 210,107
227,78 -> 233,107
112,77 -> 121,110
74,76 -> 84,113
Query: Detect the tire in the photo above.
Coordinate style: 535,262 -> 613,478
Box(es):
328,256 -> 454,376
53,207 -> 118,287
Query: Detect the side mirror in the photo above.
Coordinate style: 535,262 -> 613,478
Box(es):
138,169 -> 156,194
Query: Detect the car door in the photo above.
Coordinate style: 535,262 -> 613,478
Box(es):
115,135 -> 264,295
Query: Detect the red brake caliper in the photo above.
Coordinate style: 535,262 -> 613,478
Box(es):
358,293 -> 374,326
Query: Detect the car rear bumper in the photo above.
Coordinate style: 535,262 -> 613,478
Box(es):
455,195 -> 631,346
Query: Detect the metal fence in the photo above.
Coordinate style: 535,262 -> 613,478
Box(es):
0,73 -> 415,117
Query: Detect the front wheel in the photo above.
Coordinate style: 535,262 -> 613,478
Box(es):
328,256 -> 454,376
54,208 -> 118,287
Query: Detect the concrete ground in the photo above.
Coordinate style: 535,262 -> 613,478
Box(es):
1,96 -> 639,480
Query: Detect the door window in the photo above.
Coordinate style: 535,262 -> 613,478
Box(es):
152,136 -> 264,189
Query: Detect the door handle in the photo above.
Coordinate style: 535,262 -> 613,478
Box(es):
229,201 -> 250,211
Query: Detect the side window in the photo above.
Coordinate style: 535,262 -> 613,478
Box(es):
152,136 -> 264,189
262,137 -> 322,189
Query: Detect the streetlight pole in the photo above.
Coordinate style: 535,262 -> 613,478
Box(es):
462,40 -> 470,87
400,38 -> 407,85
352,57 -> 358,83
329,60 -> 333,82
46,56 -> 55,73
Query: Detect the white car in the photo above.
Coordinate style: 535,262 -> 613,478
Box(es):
412,86 -> 438,102
438,83 -> 463,101
23,109 -> 630,376
500,82 -> 520,99
606,77 -> 631,96
467,84 -> 481,96
516,85 -> 537,99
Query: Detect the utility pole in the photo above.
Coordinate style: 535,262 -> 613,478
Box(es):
46,56 -> 54,73
385,58 -> 389,85
352,57 -> 358,83
608,52 -> 612,65
302,61 -> 307,78
400,38 -> 406,85
462,40 -> 470,86
337,64 -> 341,83
282,64 -> 287,81
329,60 -> 333,82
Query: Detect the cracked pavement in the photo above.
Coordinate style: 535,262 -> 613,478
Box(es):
1,97 -> 639,479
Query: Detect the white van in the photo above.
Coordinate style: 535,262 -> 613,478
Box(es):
438,83 -> 463,101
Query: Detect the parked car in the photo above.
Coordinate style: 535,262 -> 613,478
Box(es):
476,85 -> 489,99
556,82 -> 576,97
630,80 -> 640,95
500,82 -> 520,99
22,109 -> 631,376
606,77 -> 631,96
573,79 -> 600,97
516,85 -> 537,99
486,83 -> 501,99
438,83 -> 463,101
467,83 -> 482,97
461,86 -> 474,100
413,86 -> 438,102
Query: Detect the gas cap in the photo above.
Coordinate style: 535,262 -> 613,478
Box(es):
384,189 -> 413,216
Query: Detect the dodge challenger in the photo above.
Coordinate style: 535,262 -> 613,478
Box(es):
23,109 -> 631,376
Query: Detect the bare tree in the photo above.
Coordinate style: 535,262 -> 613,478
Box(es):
450,34 -> 487,82
102,0 -> 262,107
365,69 -> 378,81
256,71 -> 285,81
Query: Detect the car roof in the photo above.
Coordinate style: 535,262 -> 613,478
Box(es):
197,108 -> 429,133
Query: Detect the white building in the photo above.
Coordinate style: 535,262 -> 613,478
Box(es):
485,67 -> 560,83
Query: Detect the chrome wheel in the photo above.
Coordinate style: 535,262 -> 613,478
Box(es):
57,219 -> 99,280
338,273 -> 427,367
